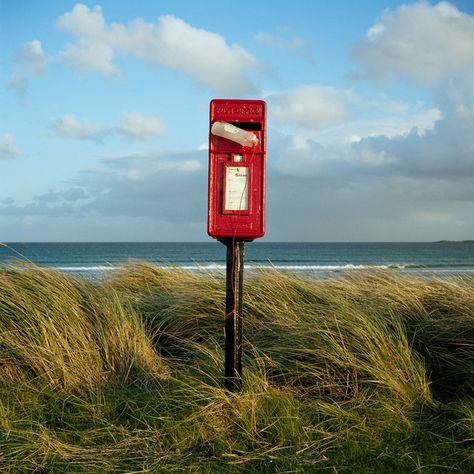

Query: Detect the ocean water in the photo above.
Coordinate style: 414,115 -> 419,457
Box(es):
1,241 -> 474,279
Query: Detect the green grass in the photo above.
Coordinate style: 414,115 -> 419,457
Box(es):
0,262 -> 473,472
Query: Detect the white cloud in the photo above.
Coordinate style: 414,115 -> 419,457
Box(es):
50,112 -> 168,143
456,104 -> 474,124
56,4 -> 259,94
353,1 -> 474,84
157,159 -> 201,173
51,114 -> 109,142
16,40 -> 46,74
116,112 -> 166,140
268,75 -> 472,181
111,158 -> 202,178
268,86 -> 442,147
124,169 -> 144,181
0,133 -> 20,158
73,149 -> 206,224
6,40 -> 47,97
254,32 -> 315,64
269,85 -> 350,129
57,4 -> 106,36
270,133 -> 325,176
255,32 -> 304,50
337,105 -> 442,145
59,40 -> 118,76
5,73 -> 29,97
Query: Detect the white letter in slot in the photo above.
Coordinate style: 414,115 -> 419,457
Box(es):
211,122 -> 258,147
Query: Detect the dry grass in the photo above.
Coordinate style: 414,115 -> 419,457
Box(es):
0,263 -> 168,393
0,262 -> 473,472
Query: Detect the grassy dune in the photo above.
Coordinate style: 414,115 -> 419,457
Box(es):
0,263 -> 473,472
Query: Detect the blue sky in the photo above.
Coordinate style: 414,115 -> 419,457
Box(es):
1,0 -> 474,241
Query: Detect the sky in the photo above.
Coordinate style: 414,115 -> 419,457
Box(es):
1,0 -> 474,242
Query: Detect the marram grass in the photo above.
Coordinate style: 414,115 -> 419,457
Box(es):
0,262 -> 473,472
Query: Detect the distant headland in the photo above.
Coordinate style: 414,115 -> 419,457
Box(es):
435,240 -> 474,243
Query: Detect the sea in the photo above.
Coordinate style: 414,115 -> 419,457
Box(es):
1,241 -> 474,280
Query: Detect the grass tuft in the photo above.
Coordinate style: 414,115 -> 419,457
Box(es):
0,263 -> 168,393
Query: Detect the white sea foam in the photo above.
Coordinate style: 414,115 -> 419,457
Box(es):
247,264 -> 401,271
161,263 -> 407,272
48,262 -> 474,278
54,263 -> 409,273
54,266 -> 121,272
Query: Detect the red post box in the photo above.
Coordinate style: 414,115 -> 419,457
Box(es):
208,99 -> 266,240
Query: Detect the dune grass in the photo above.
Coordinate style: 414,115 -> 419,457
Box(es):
0,262 -> 473,472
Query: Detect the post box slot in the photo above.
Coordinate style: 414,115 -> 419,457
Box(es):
211,122 -> 260,148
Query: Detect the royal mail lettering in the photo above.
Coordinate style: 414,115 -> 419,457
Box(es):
216,106 -> 262,118
234,106 -> 261,116
217,107 -> 232,115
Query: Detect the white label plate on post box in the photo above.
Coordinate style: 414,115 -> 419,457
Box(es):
225,166 -> 249,211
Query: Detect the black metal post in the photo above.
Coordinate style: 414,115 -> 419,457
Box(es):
224,239 -> 244,391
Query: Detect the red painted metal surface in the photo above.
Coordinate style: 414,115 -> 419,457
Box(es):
208,99 -> 267,239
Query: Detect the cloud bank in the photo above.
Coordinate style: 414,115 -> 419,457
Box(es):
352,1 -> 474,84
116,112 -> 166,140
51,112 -> 167,142
51,114 -> 109,143
269,85 -> 351,129
57,4 -> 259,94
